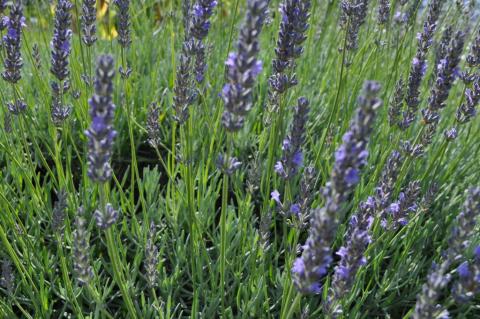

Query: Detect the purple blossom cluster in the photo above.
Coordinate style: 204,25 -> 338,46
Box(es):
50,0 -> 73,82
81,0 -> 97,46
377,0 -> 390,25
85,55 -> 117,183
340,0 -> 369,51
275,97 -> 309,179
1,1 -> 24,85
50,0 -> 73,125
73,207 -> 94,285
452,247 -> 480,303
383,180 -> 421,229
456,76 -> 480,124
221,0 -> 268,131
269,0 -> 311,95
113,0 -> 131,48
401,0 -> 443,129
292,81 -> 382,294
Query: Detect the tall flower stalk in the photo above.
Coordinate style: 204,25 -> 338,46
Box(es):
292,81 -> 382,294
400,0 -> 443,129
50,0 -> 73,125
2,1 -> 26,115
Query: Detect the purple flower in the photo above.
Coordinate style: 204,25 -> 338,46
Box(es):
81,0 -> 97,46
402,0 -> 443,129
113,0 -> 131,48
85,55 -> 117,183
275,97 -> 309,179
293,81 -> 382,294
340,0 -> 369,51
221,0 -> 268,131
2,1 -> 24,84
271,190 -> 281,204
444,127 -> 457,141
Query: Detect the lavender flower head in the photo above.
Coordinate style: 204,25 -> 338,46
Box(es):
384,180 -> 421,230
377,0 -> 390,25
145,222 -> 159,288
114,0 -> 131,48
189,0 -> 217,41
467,28 -> 480,68
452,247 -> 480,303
269,0 -> 311,94
50,0 -> 73,82
2,1 -> 25,84
456,76 -> 480,124
81,0 -> 97,46
189,0 -> 217,83
221,0 -> 268,131
340,0 -> 369,51
292,81 -> 382,293
421,30 -> 465,125
275,97 -> 309,179
448,187 -> 480,260
85,55 -> 117,183
402,0 -> 443,128
73,207 -> 94,285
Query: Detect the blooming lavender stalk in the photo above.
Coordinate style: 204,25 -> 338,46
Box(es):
81,0 -> 97,46
85,55 -> 117,183
172,49 -> 196,124
377,0 -> 390,25
376,150 -> 403,212
413,187 -> 480,318
144,222 -> 159,288
2,1 -> 24,84
467,28 -> 480,68
269,0 -> 311,96
389,79 -> 404,127
113,0 -> 131,48
401,0 -> 443,129
2,1 -> 26,115
329,216 -> 371,307
384,180 -> 421,229
146,102 -> 161,147
340,0 -> 369,51
452,246 -> 480,303
456,76 -> 480,124
50,0 -> 73,125
433,26 -> 453,80
32,43 -> 41,70
94,203 -> 119,229
51,0 -> 73,82
275,97 -> 309,179
73,207 -> 94,285
52,189 -> 67,233
221,0 -> 268,131
292,81 -> 382,293
416,30 -> 465,150
189,0 -> 217,83
0,259 -> 14,294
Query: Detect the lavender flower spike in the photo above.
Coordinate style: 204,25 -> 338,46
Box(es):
85,55 -> 117,183
114,0 -> 131,48
190,0 -> 217,41
377,0 -> 390,25
221,0 -> 268,131
2,1 -> 25,84
384,180 -> 421,230
452,247 -> 480,303
340,0 -> 369,51
269,0 -> 311,94
456,76 -> 480,124
190,0 -> 218,83
275,97 -> 309,179
73,207 -> 94,285
402,0 -> 443,129
51,0 -> 73,82
292,81 -> 382,293
81,0 -> 97,46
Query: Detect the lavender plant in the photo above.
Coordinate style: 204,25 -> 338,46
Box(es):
292,81 -> 382,293
221,0 -> 268,131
